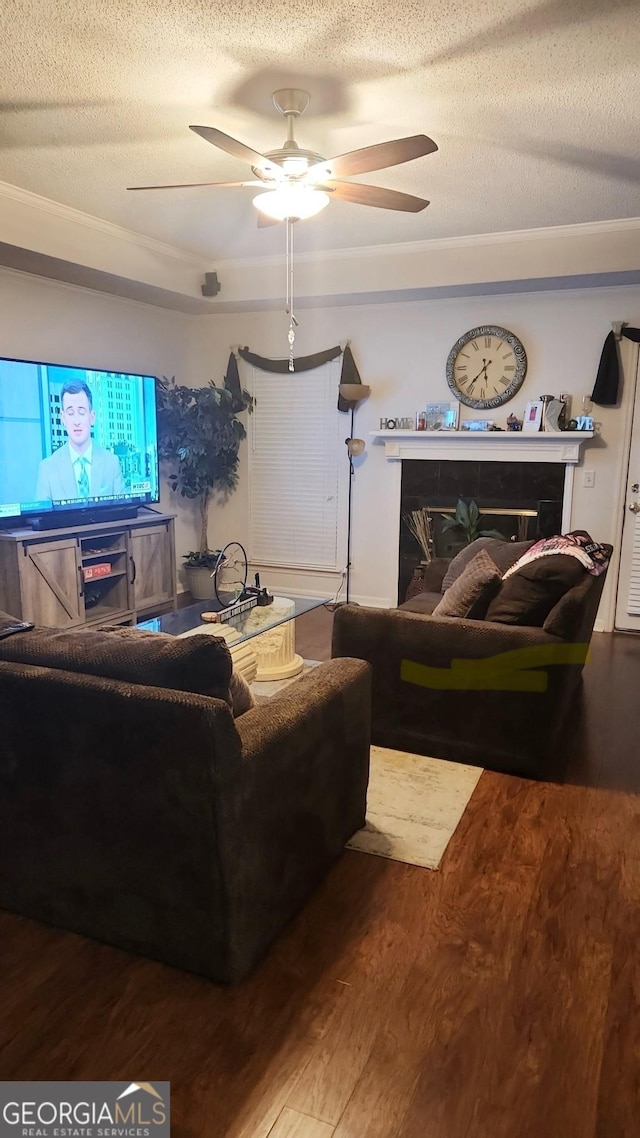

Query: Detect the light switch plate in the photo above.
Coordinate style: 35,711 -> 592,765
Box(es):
583,469 -> 596,488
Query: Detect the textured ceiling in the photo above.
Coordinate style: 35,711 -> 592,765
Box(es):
0,0 -> 639,261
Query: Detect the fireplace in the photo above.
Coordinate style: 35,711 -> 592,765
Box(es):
369,426 -> 594,608
398,459 -> 565,603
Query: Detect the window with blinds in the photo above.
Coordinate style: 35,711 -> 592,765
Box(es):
248,363 -> 343,570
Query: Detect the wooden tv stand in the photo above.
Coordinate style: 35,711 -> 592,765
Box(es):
0,509 -> 176,628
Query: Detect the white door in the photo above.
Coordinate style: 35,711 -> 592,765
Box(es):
616,346 -> 640,631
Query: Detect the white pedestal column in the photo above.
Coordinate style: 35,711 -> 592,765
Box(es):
176,622 -> 258,682
242,597 -> 304,680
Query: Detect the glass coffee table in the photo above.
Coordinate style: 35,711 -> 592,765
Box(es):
137,595 -> 329,682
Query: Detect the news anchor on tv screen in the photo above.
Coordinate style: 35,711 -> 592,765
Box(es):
35,379 -> 125,502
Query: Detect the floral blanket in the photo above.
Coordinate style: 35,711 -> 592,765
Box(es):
503,531 -> 610,579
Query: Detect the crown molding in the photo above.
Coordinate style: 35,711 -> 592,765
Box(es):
2,175 -> 639,312
2,175 -> 638,274
213,216 -> 640,272
0,179 -> 206,268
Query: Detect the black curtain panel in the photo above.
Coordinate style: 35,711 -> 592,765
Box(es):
338,344 -> 364,412
223,352 -> 244,410
591,327 -> 640,406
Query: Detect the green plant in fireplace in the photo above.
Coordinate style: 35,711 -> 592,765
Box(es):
440,498 -> 505,546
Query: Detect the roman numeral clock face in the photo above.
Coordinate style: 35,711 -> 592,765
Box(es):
445,325 -> 527,410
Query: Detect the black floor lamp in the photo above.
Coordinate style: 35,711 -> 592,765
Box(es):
338,382 -> 371,604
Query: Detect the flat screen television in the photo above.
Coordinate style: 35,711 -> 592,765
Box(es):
0,355 -> 160,530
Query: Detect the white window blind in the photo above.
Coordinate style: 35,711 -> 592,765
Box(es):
248,363 -> 342,570
626,513 -> 640,615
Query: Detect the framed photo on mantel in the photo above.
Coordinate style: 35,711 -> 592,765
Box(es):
424,401 -> 459,431
460,419 -> 495,432
522,400 -> 543,433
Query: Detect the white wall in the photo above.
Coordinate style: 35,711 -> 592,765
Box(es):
0,266 -> 200,586
4,266 -> 637,626
188,284 -> 640,627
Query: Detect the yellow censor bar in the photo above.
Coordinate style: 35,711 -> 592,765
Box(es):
400,643 -> 590,692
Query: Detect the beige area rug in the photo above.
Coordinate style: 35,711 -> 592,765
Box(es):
347,746 -> 483,870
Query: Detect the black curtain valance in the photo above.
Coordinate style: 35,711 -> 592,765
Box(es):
591,327 -> 640,406
227,344 -> 365,411
237,345 -> 342,373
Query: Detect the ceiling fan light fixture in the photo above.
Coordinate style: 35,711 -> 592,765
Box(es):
253,185 -> 329,221
281,155 -> 310,177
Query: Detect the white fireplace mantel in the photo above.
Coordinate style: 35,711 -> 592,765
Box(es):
370,429 -> 594,464
374,429 -> 596,605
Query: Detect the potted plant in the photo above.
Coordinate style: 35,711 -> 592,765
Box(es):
157,375 -> 253,599
440,498 -> 505,554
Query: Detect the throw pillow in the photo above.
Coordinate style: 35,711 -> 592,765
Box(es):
432,550 -> 502,619
542,569 -> 599,640
485,553 -> 586,627
441,538 -> 534,592
229,670 -> 256,717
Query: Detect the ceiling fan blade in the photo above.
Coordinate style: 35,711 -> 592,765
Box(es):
127,180 -> 264,191
326,180 -> 430,212
310,134 -> 438,180
189,125 -> 280,176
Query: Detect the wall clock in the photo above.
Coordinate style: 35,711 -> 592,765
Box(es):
445,325 -> 527,410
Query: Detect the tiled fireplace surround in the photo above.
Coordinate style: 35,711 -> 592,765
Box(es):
369,431 -> 593,605
399,458 -> 565,602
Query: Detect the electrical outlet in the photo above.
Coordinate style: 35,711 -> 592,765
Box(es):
583,469 -> 596,488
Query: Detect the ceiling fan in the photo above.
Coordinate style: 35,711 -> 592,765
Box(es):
128,88 -> 437,222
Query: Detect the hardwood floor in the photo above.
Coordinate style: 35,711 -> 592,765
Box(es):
1,609 -> 639,1138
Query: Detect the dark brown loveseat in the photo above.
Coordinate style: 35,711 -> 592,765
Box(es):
0,618 -> 371,983
332,539 -> 611,779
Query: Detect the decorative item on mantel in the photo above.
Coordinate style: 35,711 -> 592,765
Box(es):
424,401 -> 459,431
380,416 -> 414,429
573,415 -> 595,431
460,419 -> 495,432
537,393 -> 590,434
542,397 -> 567,433
522,399 -> 544,433
539,394 -> 554,430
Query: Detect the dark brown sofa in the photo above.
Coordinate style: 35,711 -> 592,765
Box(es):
332,540 -> 611,779
0,618 -> 371,983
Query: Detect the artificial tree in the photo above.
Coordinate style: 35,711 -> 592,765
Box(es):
156,375 -> 253,571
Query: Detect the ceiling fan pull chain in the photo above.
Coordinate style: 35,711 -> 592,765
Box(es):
286,217 -> 296,372
285,215 -> 290,315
